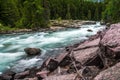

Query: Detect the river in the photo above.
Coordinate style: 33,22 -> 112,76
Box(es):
0,23 -> 105,74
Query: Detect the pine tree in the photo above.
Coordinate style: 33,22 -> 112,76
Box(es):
94,7 -> 99,20
88,10 -> 92,20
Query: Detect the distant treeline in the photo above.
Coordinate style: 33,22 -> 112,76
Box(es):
0,0 -> 120,29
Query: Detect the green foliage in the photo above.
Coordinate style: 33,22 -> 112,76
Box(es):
49,0 -> 104,21
0,0 -> 50,29
102,0 -> 120,23
0,23 -> 18,31
88,10 -> 92,20
0,0 -> 120,31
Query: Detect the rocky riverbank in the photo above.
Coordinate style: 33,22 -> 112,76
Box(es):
0,20 -> 103,34
1,23 -> 120,80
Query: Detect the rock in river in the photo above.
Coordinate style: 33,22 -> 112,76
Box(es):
24,47 -> 41,56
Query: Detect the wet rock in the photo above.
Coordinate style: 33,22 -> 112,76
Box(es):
100,21 -> 105,25
106,23 -> 111,27
24,48 -> 41,56
87,29 -> 93,32
100,23 -> 120,58
14,70 -> 30,79
94,62 -> 120,80
43,74 -> 77,80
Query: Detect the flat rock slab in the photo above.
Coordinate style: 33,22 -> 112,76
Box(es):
94,62 -> 120,80
73,47 -> 99,65
100,23 -> 120,57
43,74 -> 77,80
74,38 -> 100,51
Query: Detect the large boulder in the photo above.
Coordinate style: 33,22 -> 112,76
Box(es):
24,48 -> 41,55
94,62 -> 120,80
73,47 -> 101,66
100,23 -> 120,58
74,38 -> 100,51
73,37 -> 102,66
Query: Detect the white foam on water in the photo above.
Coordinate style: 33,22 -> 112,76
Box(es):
12,57 -> 42,72
0,72 -> 2,74
0,52 -> 25,64
0,44 -> 4,47
0,52 -> 25,72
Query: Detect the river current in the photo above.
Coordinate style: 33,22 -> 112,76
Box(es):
0,23 -> 105,74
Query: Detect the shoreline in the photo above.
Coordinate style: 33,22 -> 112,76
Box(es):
0,21 -> 111,80
0,20 -> 105,34
0,25 -> 107,80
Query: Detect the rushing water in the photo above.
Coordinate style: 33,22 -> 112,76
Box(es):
0,23 -> 105,73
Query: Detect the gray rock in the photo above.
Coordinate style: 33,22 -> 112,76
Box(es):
87,29 -> 93,32
24,48 -> 41,56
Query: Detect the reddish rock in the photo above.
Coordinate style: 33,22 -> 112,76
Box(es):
74,38 -> 100,51
55,52 -> 71,67
22,77 -> 38,80
40,52 -> 71,72
43,74 -> 77,80
73,47 -> 100,65
100,23 -> 120,58
36,71 -> 49,79
24,48 -> 41,55
94,62 -> 120,80
14,70 -> 30,79
49,66 -> 69,75
82,66 -> 100,79
0,74 -> 12,80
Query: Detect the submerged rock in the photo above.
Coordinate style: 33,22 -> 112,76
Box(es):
24,48 -> 41,56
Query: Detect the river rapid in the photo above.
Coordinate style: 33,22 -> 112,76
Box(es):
0,23 -> 105,74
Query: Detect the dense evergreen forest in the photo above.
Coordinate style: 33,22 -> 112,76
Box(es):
0,0 -> 120,30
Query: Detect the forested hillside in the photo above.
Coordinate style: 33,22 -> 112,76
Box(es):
0,0 -> 119,30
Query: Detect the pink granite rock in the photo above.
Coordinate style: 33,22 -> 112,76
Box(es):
94,62 -> 120,80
